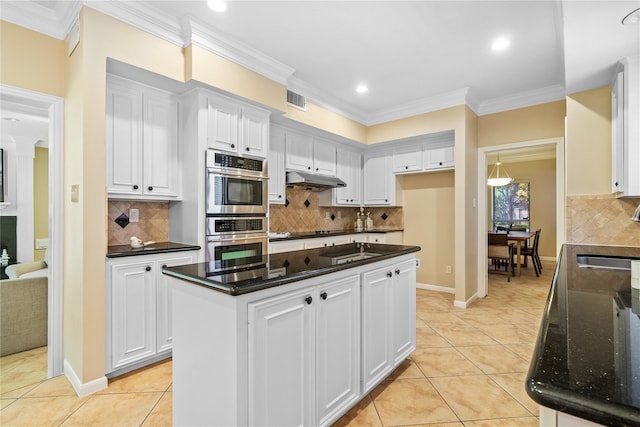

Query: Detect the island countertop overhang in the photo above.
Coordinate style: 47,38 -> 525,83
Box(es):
162,242 -> 420,296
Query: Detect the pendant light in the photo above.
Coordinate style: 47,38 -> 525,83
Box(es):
487,152 -> 513,186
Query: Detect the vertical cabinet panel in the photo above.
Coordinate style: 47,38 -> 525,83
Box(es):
248,289 -> 316,427
392,259 -> 417,364
206,97 -> 239,152
268,125 -> 286,204
316,276 -> 360,425
111,262 -> 156,369
156,255 -> 194,352
363,151 -> 394,205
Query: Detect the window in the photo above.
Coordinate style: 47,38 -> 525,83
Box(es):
492,181 -> 530,231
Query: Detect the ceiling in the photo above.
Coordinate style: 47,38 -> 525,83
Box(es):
1,0 -> 639,138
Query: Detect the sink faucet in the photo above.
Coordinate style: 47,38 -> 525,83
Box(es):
633,203 -> 640,222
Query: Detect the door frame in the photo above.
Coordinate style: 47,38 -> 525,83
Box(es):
1,84 -> 64,377
476,137 -> 565,297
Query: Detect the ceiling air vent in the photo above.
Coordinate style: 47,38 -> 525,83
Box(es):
287,90 -> 306,111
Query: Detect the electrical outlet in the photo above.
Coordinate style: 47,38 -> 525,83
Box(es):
415,259 -> 421,268
129,208 -> 139,223
446,265 -> 452,274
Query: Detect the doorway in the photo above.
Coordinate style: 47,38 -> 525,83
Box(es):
0,84 -> 63,379
476,137 -> 565,297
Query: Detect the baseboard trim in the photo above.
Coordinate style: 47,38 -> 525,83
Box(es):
64,360 -> 108,397
453,292 -> 480,309
416,282 -> 455,294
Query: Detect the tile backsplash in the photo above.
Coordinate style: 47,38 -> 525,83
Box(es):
269,188 -> 403,233
566,194 -> 640,246
107,201 -> 169,246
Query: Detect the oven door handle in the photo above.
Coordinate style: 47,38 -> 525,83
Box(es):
207,235 -> 267,244
206,169 -> 269,181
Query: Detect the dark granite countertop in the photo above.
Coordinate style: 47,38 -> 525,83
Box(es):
526,244 -> 640,426
106,241 -> 201,258
162,242 -> 419,296
269,228 -> 404,241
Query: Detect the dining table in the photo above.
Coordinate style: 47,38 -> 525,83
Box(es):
489,230 -> 534,276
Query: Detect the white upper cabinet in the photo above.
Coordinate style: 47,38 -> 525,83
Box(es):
318,146 -> 362,207
268,125 -> 286,204
424,144 -> 454,170
285,131 -> 337,176
611,55 -> 640,196
106,76 -> 179,200
392,145 -> 422,173
363,151 -> 399,206
313,137 -> 338,176
205,93 -> 269,158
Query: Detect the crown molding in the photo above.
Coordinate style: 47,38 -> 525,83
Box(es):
476,84 -> 567,116
85,1 -> 183,46
185,18 -> 295,86
0,0 -> 79,39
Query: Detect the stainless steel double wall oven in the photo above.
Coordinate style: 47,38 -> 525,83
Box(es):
205,150 -> 268,272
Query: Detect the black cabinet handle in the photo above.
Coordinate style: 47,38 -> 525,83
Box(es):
246,147 -> 250,151
162,264 -> 167,269
230,144 -> 235,149
133,185 -> 139,190
305,296 -> 313,305
405,166 -> 408,170
385,199 -> 388,202
148,186 -> 153,191
316,168 -> 319,171
278,195 -> 282,198
308,166 -> 311,170
145,266 -> 151,272
386,271 -> 393,278
615,182 -> 619,187
439,162 -> 443,166
320,292 -> 327,300
395,268 -> 400,275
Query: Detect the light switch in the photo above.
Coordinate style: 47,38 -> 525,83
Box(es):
71,184 -> 79,202
129,208 -> 139,223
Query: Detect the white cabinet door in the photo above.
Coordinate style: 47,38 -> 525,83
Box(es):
206,95 -> 240,152
106,81 -> 143,196
313,138 -> 337,176
110,260 -> 157,370
143,90 -> 179,198
361,266 -> 393,393
285,130 -> 314,172
336,148 -> 361,205
156,253 -> 196,352
316,275 -> 360,425
240,107 -> 269,158
363,151 -> 395,205
424,145 -> 454,170
268,125 -> 286,204
269,240 -> 305,253
392,259 -> 417,364
392,146 -> 422,173
304,237 -> 333,249
248,288 -> 316,427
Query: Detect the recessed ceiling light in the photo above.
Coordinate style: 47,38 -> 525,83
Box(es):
355,84 -> 368,94
208,0 -> 227,12
491,37 -> 510,51
622,7 -> 640,25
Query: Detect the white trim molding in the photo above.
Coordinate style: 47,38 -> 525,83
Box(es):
416,282 -> 456,294
64,360 -> 108,397
453,292 -> 480,309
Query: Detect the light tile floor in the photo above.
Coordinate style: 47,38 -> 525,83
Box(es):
0,260 -> 554,426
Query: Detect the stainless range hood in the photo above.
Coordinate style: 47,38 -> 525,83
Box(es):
286,171 -> 346,192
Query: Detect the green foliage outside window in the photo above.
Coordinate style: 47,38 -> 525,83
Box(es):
492,181 -> 530,231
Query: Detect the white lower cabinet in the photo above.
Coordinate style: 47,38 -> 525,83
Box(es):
362,258 -> 416,393
106,251 -> 197,375
248,274 -> 360,427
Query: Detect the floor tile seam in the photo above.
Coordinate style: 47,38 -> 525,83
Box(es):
453,346 -> 530,376
0,381 -> 45,400
0,397 -> 19,411
363,394 -> 387,427
459,415 -> 539,425
52,392 -> 95,427
137,389 -> 166,426
95,389 -> 169,395
484,374 -> 536,418
423,376 -> 464,424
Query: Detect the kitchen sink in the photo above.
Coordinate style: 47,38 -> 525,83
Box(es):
576,255 -> 639,270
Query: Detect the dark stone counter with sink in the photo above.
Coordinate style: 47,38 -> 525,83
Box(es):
106,241 -> 201,258
162,242 -> 419,295
526,244 -> 640,426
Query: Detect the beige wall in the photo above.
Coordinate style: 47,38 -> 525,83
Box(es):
478,101 -> 566,147
400,171 -> 455,288
566,87 -> 612,196
0,21 -> 65,97
34,147 -> 48,261
486,158 -> 557,258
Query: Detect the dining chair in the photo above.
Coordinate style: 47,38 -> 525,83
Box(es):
488,233 -> 515,281
521,229 -> 542,276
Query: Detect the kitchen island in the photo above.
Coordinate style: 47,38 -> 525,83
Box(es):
526,244 -> 640,427
163,242 -> 420,426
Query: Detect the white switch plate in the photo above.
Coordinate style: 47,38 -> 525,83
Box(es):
35,238 -> 49,249
129,208 -> 139,223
